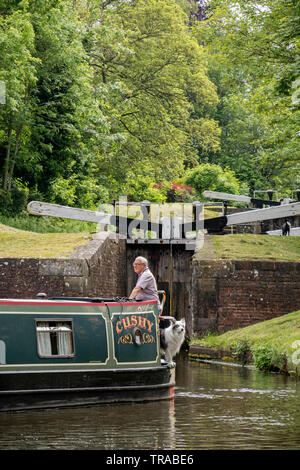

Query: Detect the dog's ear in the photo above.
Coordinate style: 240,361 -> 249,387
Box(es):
181,318 -> 186,325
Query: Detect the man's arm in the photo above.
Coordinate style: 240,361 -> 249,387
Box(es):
129,286 -> 142,299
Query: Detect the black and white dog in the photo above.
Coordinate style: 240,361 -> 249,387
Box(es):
160,317 -> 186,366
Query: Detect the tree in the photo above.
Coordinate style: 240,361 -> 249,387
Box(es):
0,0 -> 222,212
26,1 -> 109,206
0,9 -> 37,195
84,0 -> 220,195
191,0 -> 300,194
184,163 -> 242,198
0,0 -> 113,210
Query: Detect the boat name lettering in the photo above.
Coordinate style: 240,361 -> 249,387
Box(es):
118,333 -> 155,345
115,315 -> 154,335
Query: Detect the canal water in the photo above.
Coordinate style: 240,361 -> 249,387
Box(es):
1,353 -> 300,450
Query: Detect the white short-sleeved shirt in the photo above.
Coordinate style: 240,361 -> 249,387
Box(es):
135,267 -> 159,302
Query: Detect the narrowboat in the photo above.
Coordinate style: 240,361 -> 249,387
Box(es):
0,296 -> 175,412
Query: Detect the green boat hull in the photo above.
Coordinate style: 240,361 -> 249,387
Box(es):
0,298 -> 175,411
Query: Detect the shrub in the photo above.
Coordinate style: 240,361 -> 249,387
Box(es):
253,345 -> 274,371
184,163 -> 241,199
252,345 -> 288,373
153,181 -> 194,203
165,182 -> 195,202
0,185 -> 29,216
231,339 -> 251,365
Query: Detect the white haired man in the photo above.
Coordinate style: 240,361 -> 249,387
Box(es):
129,256 -> 161,310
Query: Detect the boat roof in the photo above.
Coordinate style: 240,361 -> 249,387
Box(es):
0,298 -> 158,306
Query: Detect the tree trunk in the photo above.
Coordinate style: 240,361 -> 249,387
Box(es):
3,126 -> 12,192
8,126 -> 22,191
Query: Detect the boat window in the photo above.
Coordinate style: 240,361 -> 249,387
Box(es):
35,320 -> 74,358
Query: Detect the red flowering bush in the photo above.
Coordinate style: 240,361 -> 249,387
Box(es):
153,182 -> 195,202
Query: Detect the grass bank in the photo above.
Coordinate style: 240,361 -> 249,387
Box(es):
191,310 -> 300,375
0,232 -> 91,258
197,233 -> 300,262
0,221 -> 91,258
0,214 -> 97,233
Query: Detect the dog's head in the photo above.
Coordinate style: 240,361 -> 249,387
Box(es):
171,318 -> 185,336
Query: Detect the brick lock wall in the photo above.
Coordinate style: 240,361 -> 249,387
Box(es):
192,259 -> 300,333
0,233 -> 127,300
86,235 -> 126,297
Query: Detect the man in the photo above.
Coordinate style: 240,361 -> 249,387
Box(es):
129,256 -> 160,305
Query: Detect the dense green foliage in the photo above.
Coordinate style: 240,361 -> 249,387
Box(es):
191,0 -> 300,194
184,163 -> 242,198
0,0 -> 299,214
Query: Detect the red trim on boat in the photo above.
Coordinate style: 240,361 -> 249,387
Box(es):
0,300 -> 158,307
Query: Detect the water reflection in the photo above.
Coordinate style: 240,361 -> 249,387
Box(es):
175,356 -> 300,450
0,353 -> 300,450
